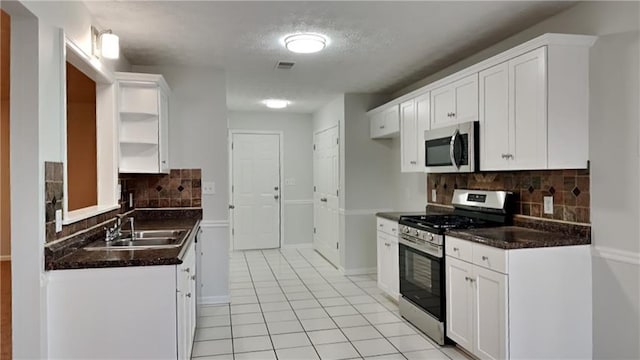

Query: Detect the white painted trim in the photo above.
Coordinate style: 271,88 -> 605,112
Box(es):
367,33 -> 597,115
338,208 -> 395,216
0,255 -> 11,261
200,220 -> 230,228
199,296 -> 230,305
281,243 -> 313,249
592,246 -> 640,266
284,199 -> 313,206
339,266 -> 377,276
62,204 -> 120,225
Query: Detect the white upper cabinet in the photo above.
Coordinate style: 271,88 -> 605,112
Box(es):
400,93 -> 430,172
480,42 -> 592,171
370,104 -> 400,139
480,48 -> 547,171
116,72 -> 170,173
430,73 -> 478,129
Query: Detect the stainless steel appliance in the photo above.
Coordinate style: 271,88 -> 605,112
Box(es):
424,121 -> 478,173
398,189 -> 511,345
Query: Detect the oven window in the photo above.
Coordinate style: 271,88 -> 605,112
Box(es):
399,243 -> 444,321
425,137 -> 452,166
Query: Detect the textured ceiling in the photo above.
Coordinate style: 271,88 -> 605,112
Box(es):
84,1 -> 575,113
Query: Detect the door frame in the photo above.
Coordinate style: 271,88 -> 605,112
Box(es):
228,130 -> 284,252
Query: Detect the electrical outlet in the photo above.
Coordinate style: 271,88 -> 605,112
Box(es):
55,209 -> 62,232
431,189 -> 437,202
202,181 -> 215,195
544,196 -> 554,215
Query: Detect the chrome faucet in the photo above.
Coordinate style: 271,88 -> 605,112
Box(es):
105,215 -> 135,242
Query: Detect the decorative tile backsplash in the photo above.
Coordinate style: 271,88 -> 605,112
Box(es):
427,169 -> 590,224
119,169 -> 202,208
44,161 -> 124,243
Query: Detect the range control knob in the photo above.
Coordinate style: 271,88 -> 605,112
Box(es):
429,234 -> 434,242
413,229 -> 420,237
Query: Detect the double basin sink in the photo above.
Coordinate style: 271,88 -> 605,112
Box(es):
85,229 -> 191,251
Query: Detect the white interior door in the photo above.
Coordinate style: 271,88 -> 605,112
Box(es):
313,126 -> 339,266
231,133 -> 281,250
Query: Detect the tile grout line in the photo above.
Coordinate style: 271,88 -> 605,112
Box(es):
257,249 -> 324,360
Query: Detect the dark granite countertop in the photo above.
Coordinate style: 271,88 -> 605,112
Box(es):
46,209 -> 202,270
446,226 -> 591,250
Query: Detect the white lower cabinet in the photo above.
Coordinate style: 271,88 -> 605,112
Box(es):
445,236 -> 592,360
47,239 -> 198,359
376,217 -> 399,299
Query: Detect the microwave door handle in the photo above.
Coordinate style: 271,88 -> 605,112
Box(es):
450,129 -> 461,169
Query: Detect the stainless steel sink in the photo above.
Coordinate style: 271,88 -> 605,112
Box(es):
84,229 -> 191,251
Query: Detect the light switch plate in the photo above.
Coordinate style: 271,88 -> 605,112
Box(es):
202,181 -> 215,195
55,209 -> 62,232
431,189 -> 437,202
544,196 -> 554,215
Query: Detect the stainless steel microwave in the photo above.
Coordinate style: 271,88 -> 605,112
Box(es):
424,121 -> 479,173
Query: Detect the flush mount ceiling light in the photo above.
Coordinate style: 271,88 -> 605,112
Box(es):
91,26 -> 120,59
262,99 -> 289,109
284,33 -> 328,54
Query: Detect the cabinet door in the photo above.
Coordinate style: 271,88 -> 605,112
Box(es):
479,63 -> 510,171
389,240 -> 400,299
400,99 -> 418,172
376,231 -> 389,294
446,256 -> 474,352
384,105 -> 400,134
415,93 -> 430,170
431,84 -> 455,129
509,47 -> 547,170
452,74 -> 479,123
474,266 -> 508,360
370,112 -> 386,138
159,90 -> 170,173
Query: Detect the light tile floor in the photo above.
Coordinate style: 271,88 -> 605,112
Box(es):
192,248 -> 470,360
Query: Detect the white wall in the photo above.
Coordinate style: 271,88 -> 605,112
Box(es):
1,1 -> 131,357
132,65 -> 230,305
390,139 -> 428,211
391,2 -> 640,357
228,111 -> 314,247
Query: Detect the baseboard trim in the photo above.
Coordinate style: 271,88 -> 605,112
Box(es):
0,255 -> 10,261
200,220 -> 230,228
199,296 -> 230,305
281,243 -> 313,249
592,246 -> 640,266
340,267 -> 377,276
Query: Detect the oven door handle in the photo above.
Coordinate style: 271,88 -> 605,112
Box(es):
449,129 -> 461,169
399,236 -> 442,259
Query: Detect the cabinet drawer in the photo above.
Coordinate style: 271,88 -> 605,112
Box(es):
376,217 -> 398,237
445,236 -> 473,262
472,243 -> 508,274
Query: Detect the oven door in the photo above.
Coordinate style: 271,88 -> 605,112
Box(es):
424,121 -> 477,173
399,241 -> 445,322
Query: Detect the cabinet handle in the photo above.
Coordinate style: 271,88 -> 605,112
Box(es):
482,256 -> 488,261
453,247 -> 459,251
464,276 -> 471,281
384,242 -> 391,247
162,160 -> 167,164
410,161 -> 417,165
186,293 -> 192,298
507,154 -> 513,159
451,112 -> 456,117
191,275 -> 196,280
379,224 -> 384,227
380,125 -> 385,129
183,267 -> 190,273
391,228 -> 396,232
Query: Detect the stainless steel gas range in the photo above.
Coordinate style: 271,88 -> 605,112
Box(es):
397,189 -> 511,345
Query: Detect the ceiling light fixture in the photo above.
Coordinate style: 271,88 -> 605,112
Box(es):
91,26 -> 120,59
284,33 -> 327,54
262,99 -> 289,109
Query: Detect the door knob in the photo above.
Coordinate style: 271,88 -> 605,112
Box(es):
274,195 -> 279,200
274,186 -> 279,191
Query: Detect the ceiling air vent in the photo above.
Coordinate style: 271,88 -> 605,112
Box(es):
275,61 -> 295,70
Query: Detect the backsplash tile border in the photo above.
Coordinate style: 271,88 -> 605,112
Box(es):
427,169 -> 590,224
